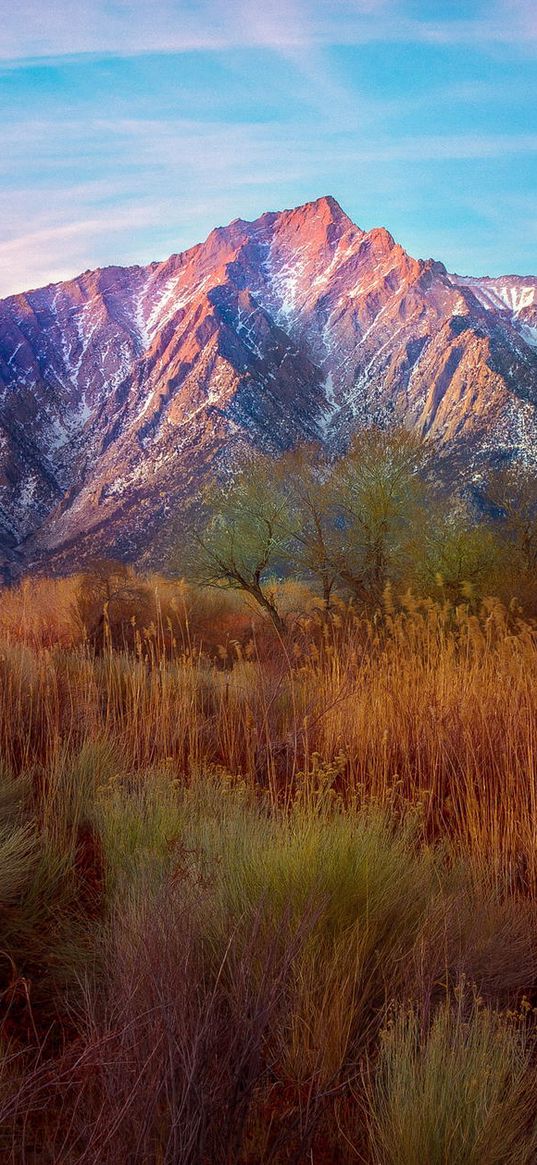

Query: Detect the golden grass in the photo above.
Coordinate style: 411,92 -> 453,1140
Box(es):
1,573 -> 537,1161
1,579 -> 536,882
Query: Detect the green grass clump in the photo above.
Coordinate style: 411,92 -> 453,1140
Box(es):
369,1000 -> 537,1165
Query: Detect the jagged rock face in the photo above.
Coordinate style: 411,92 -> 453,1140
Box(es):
0,195 -> 536,574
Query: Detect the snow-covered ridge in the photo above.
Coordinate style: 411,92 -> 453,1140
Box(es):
455,275 -> 537,316
453,275 -> 537,352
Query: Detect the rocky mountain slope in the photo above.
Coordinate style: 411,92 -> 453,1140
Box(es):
0,195 -> 536,575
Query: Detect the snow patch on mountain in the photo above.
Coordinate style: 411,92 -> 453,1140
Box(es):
456,275 -> 537,317
265,242 -> 309,323
520,324 -> 537,348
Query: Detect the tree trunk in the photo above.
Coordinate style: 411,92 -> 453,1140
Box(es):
247,582 -> 286,636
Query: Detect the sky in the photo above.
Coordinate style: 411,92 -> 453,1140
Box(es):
0,0 -> 536,298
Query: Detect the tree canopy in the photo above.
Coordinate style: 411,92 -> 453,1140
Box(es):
177,428 -> 537,630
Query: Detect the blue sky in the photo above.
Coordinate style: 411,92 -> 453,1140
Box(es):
0,0 -> 535,296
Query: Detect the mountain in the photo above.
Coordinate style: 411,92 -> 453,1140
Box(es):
0,195 -> 536,576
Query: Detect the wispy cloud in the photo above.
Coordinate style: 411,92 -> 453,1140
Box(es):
357,133 -> 537,161
1,0 -> 535,292
1,107 -> 535,297
1,0 -> 536,63
0,206 -> 161,296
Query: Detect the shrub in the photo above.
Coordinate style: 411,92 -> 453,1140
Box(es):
368,999 -> 537,1165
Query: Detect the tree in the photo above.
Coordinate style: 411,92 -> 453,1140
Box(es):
326,428 -> 431,608
484,464 -> 537,574
421,515 -> 502,606
475,464 -> 537,611
182,456 -> 289,635
75,559 -> 154,649
274,444 -> 339,615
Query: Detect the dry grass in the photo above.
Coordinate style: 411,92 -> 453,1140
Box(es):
1,572 -> 537,1161
1,579 -> 536,882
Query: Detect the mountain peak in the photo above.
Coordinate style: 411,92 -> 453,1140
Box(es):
278,194 -> 353,228
301,194 -> 348,218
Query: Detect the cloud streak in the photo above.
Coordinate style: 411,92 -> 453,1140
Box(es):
1,0 -> 535,293
0,206 -> 163,297
1,0 -> 536,63
1,108 -> 536,297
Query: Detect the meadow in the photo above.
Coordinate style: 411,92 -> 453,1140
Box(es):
1,567 -> 537,1163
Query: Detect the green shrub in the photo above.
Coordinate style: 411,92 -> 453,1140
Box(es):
369,999 -> 537,1165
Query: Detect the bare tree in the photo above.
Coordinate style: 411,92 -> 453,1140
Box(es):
182,456 -> 289,635
75,559 -> 154,649
422,514 -> 502,605
327,427 -> 431,608
485,464 -> 537,575
275,444 -> 339,615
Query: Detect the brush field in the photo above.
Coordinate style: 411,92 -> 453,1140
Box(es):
1,572 -> 537,1163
